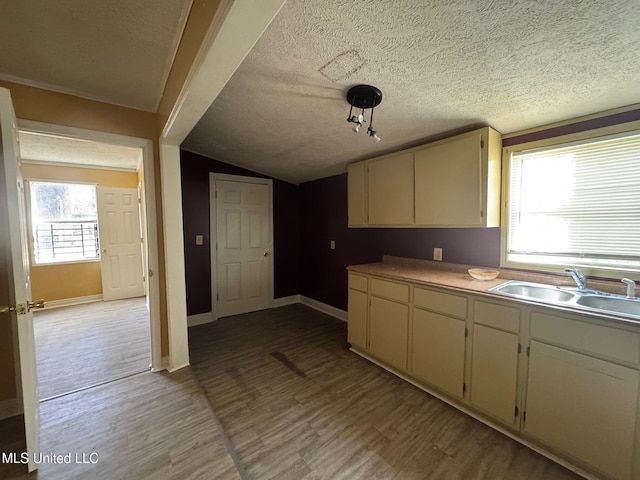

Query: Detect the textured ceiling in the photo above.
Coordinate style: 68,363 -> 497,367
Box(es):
19,132 -> 142,172
182,0 -> 640,184
0,0 -> 191,111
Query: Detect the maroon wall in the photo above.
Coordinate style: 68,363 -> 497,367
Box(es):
299,174 -> 501,311
180,150 -> 300,316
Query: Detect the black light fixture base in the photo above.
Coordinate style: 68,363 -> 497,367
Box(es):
346,84 -> 383,109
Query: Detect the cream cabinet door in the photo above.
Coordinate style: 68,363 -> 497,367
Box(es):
524,341 -> 639,480
415,132 -> 483,226
347,288 -> 368,350
367,153 -> 414,225
369,296 -> 409,370
347,163 -> 367,226
411,308 -> 465,398
470,324 -> 519,425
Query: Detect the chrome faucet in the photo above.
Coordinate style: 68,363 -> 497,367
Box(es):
622,278 -> 636,299
565,268 -> 587,289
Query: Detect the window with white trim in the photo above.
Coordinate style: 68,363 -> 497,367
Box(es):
504,130 -> 640,276
28,181 -> 99,264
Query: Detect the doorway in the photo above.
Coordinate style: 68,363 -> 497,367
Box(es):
16,121 -> 162,399
210,173 -> 274,319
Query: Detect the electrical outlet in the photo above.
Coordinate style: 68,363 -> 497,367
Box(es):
330,240 -> 336,250
195,234 -> 204,246
433,247 -> 443,261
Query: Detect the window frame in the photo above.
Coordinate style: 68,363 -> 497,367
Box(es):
500,120 -> 640,279
25,178 -> 101,266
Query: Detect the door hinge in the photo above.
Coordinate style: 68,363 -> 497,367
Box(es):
518,343 -> 522,354
526,346 -> 530,357
480,209 -> 484,218
480,138 -> 484,149
140,237 -> 144,244
215,191 -> 217,199
138,197 -> 141,204
216,293 -> 219,301
462,383 -> 466,393
523,411 -> 526,423
464,327 -> 468,337
515,406 -> 519,417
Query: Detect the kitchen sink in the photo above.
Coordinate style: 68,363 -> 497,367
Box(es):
575,295 -> 640,318
491,282 -> 576,303
489,280 -> 640,320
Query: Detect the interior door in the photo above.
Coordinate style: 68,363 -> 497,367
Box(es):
0,87 -> 40,472
215,179 -> 272,318
97,187 -> 145,301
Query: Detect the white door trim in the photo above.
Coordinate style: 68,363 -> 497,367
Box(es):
15,120 -> 163,371
210,173 -> 274,320
160,144 -> 189,371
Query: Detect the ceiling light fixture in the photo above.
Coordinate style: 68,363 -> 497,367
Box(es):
346,84 -> 383,143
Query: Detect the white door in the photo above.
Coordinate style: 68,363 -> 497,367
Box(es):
0,87 -> 40,472
97,187 -> 145,301
215,178 -> 272,317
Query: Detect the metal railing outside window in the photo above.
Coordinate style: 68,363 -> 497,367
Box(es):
34,220 -> 99,263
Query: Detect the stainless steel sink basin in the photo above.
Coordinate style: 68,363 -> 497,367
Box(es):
489,280 -> 640,320
491,282 -> 576,303
575,295 -> 640,318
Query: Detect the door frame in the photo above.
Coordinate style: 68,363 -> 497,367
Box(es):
16,120 -> 163,371
209,173 -> 274,320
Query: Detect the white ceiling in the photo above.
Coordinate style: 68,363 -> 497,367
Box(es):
0,0 -> 191,112
19,131 -> 142,171
182,0 -> 640,184
1,1 -> 639,183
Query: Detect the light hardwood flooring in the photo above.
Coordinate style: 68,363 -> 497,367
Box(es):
33,298 -> 151,399
0,369 -> 243,480
190,304 -> 584,480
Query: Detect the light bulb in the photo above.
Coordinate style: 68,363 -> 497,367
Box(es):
357,114 -> 364,123
353,124 -> 360,133
373,133 -> 381,143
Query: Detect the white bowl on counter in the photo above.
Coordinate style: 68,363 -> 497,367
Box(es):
468,268 -> 500,281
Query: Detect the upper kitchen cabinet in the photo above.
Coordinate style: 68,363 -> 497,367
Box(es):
347,126 -> 502,228
415,127 -> 501,227
367,152 -> 414,226
347,162 -> 367,226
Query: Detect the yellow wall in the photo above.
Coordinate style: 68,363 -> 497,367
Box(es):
22,164 -> 139,302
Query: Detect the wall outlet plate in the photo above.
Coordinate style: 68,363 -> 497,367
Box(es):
330,240 -> 336,250
195,234 -> 204,246
434,247 -> 443,261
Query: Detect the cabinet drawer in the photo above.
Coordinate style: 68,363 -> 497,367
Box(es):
371,278 -> 409,303
348,273 -> 368,292
414,287 -> 467,319
530,311 -> 640,364
474,301 -> 520,333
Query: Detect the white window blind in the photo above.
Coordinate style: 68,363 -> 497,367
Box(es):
507,131 -> 640,272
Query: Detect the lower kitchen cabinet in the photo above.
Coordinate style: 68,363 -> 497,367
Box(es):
346,270 -> 640,480
470,324 -> 519,425
524,340 -> 640,480
411,307 -> 465,398
369,296 -> 409,370
347,288 -> 368,350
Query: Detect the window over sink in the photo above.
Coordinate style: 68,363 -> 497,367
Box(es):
502,125 -> 640,278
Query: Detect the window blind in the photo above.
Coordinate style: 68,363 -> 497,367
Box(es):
507,131 -> 640,271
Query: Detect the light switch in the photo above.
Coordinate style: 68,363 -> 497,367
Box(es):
330,240 -> 336,250
195,234 -> 204,246
433,247 -> 443,261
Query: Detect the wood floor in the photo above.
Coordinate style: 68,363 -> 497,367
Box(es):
34,298 -> 151,399
189,304 -> 584,480
0,369 -> 243,480
0,303 -> 586,479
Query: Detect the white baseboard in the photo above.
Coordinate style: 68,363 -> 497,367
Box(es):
0,398 -> 21,421
300,295 -> 348,322
187,311 -> 214,327
273,295 -> 301,307
43,294 -> 103,310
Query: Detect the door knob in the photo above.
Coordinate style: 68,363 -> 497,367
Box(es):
28,299 -> 46,310
263,251 -> 269,257
101,249 -> 107,253
0,299 -> 45,314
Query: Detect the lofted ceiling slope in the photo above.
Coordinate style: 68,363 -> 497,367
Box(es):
182,0 -> 640,184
